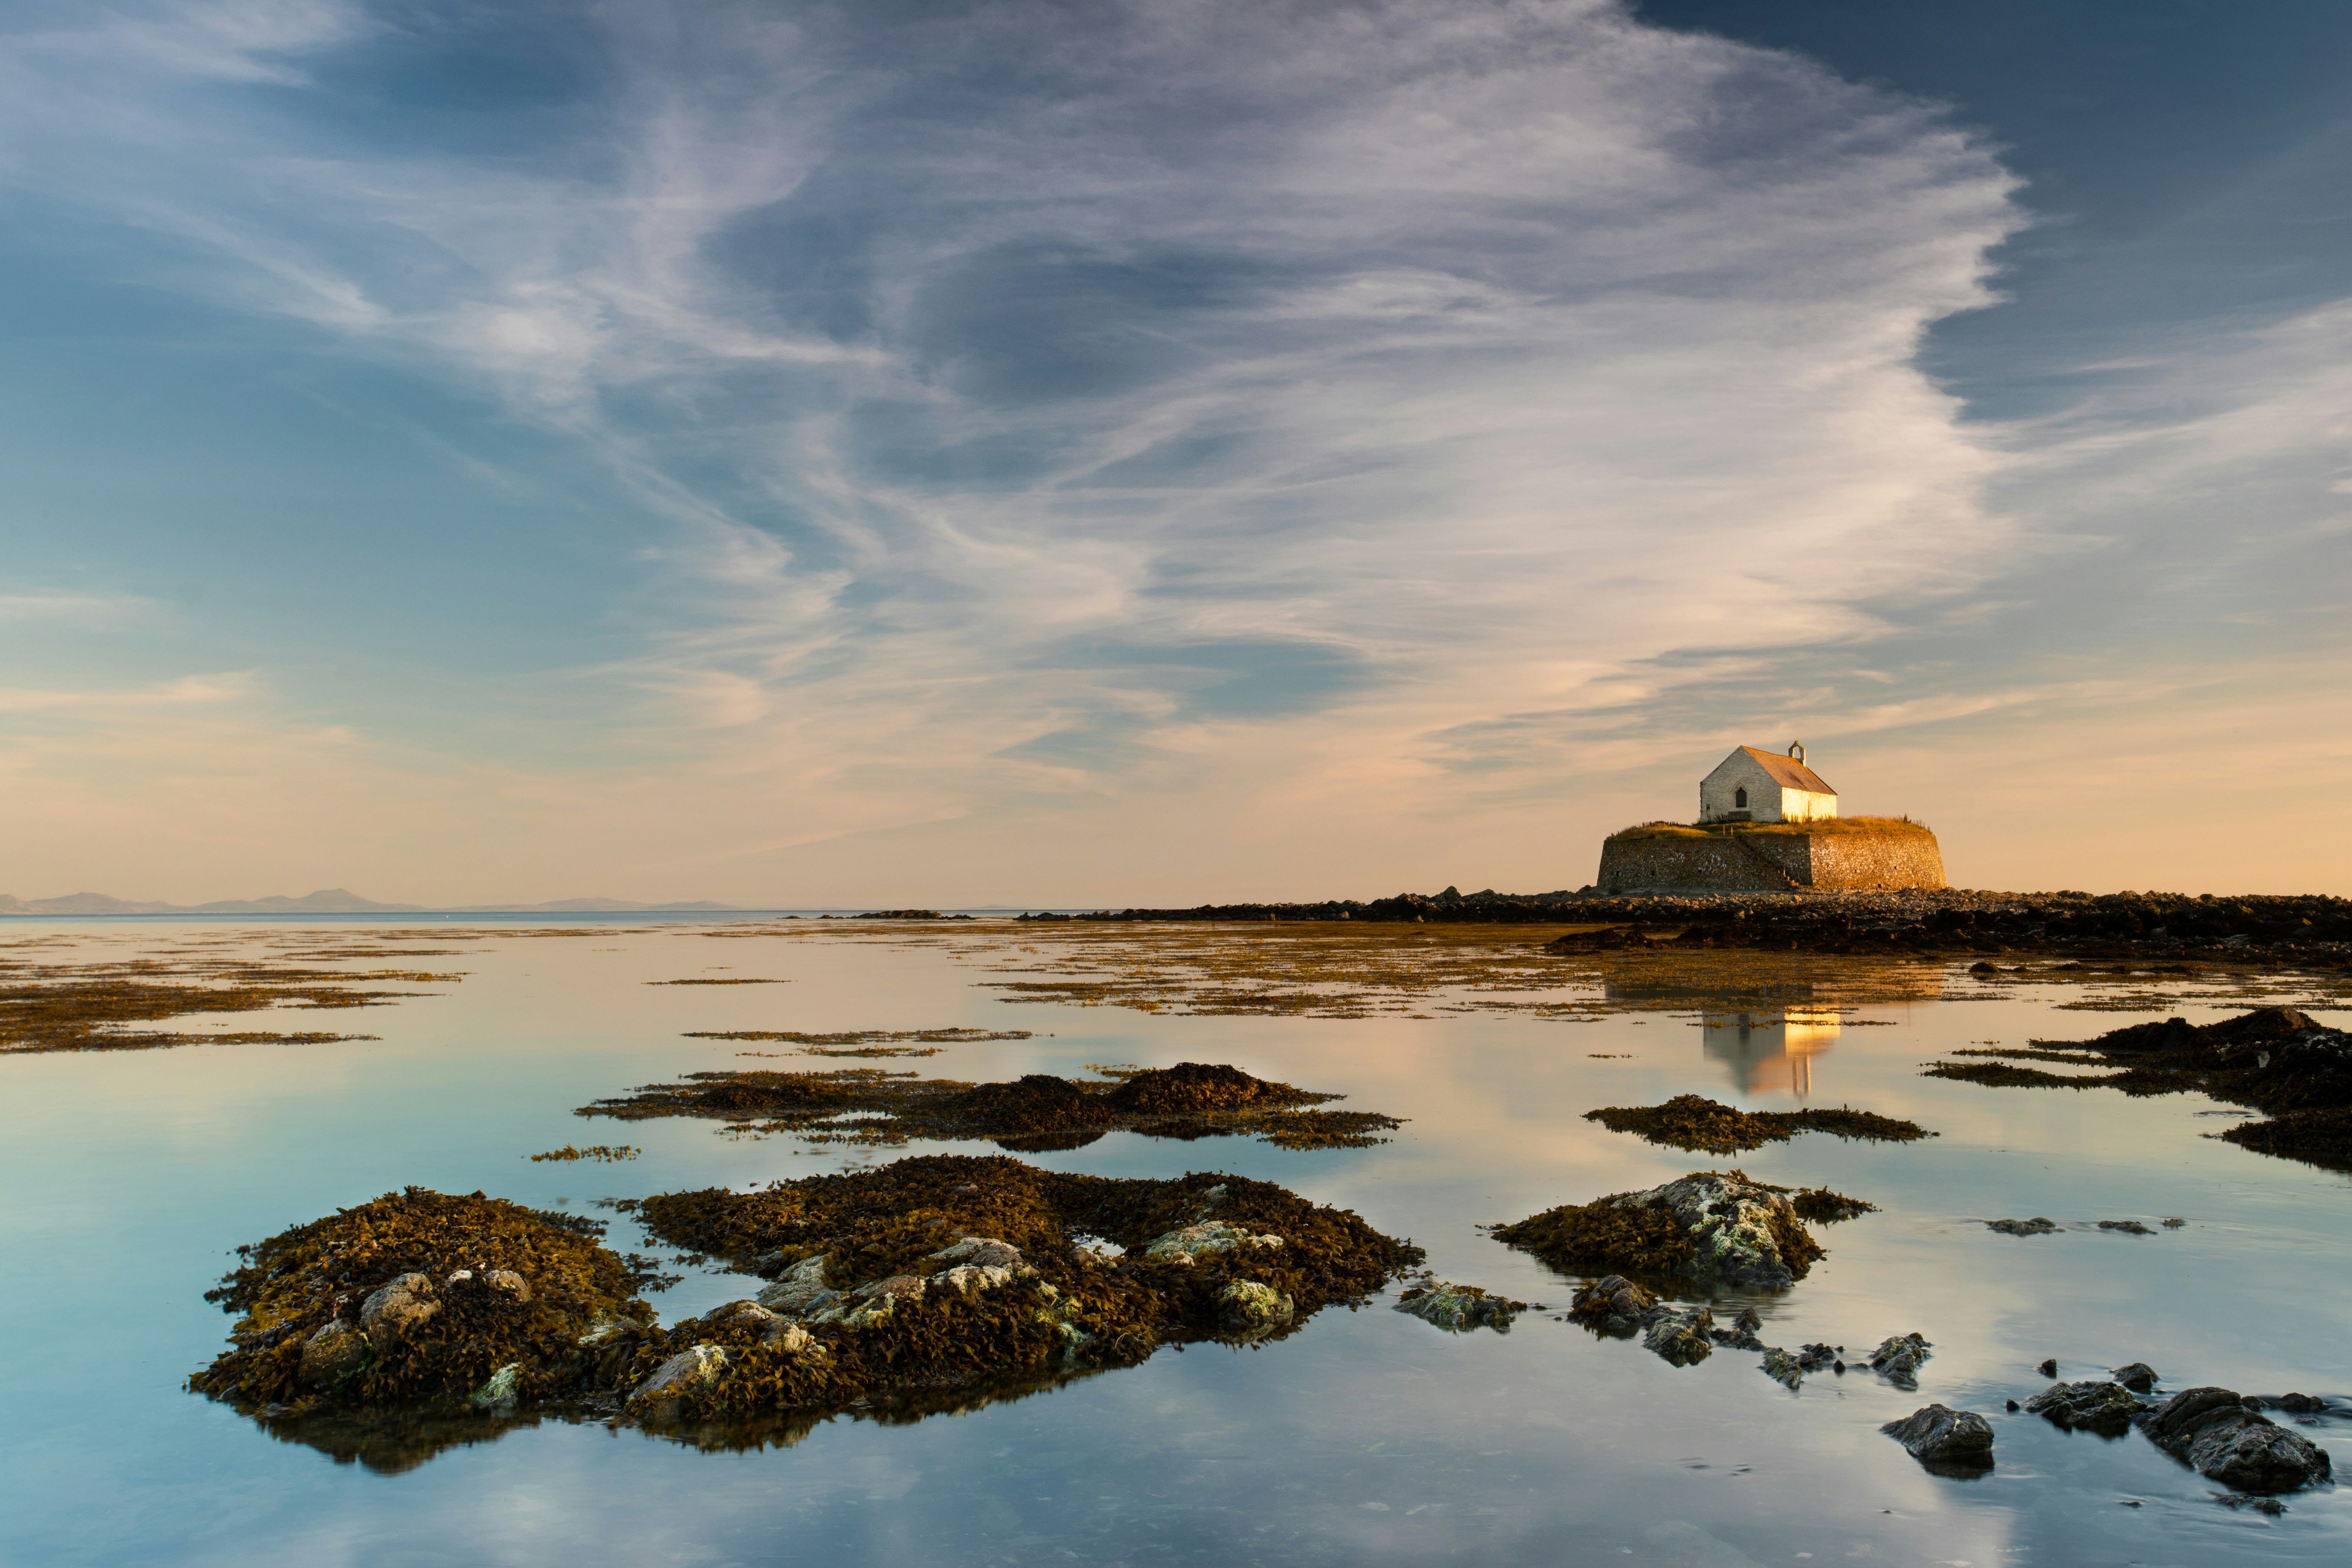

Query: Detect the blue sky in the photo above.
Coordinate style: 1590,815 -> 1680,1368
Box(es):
1,1 -> 2346,904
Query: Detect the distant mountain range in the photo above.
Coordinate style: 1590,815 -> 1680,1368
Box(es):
0,888 -> 744,915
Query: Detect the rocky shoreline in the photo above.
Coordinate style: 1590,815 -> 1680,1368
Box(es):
1020,887 -> 2352,965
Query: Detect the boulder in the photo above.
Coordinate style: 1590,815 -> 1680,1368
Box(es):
755,1254 -> 834,1316
1642,1307 -> 1715,1366
1760,1342 -> 1837,1390
1217,1280 -> 1295,1333
1869,1333 -> 1932,1388
931,1263 -> 1018,1296
297,1319 -> 366,1387
707,1299 -> 781,1330
2141,1387 -> 2333,1493
2025,1379 -> 2147,1434
760,1320 -> 823,1355
811,1273 -> 926,1328
2110,1362 -> 2159,1394
1882,1404 -> 1994,1469
633,1343 -> 729,1402
358,1274 -> 439,1344
1566,1275 -> 1657,1336
1709,1306 -> 1766,1351
1139,1221 -> 1284,1263
469,1362 -> 520,1410
482,1269 -> 530,1304
1394,1282 -> 1526,1333
926,1236 -> 1031,1273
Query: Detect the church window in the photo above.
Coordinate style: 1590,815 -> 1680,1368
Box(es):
1733,787 -> 1748,808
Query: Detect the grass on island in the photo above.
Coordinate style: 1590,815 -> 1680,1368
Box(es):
1605,815 -> 1936,842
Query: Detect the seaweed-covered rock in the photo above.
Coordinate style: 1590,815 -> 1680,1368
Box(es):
582,1061 -> 1401,1151
621,1154 -> 1422,1423
1495,1171 -> 1825,1288
1709,1306 -> 1767,1351
199,1159 -> 1421,1454
2140,1387 -> 2333,1493
1566,1275 -> 1658,1336
1583,1094 -> 1930,1154
1642,1306 -> 1715,1366
1869,1333 -> 1932,1388
1760,1342 -> 1838,1389
1882,1404 -> 1994,1469
2025,1379 -> 2147,1434
1394,1281 -> 1526,1333
190,1187 -> 647,1421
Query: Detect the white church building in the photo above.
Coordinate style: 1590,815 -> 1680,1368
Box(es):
1700,744 -> 1838,824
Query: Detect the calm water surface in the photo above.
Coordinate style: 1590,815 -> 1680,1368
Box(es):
1,918 -> 2345,1567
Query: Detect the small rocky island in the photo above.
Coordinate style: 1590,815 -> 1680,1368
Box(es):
1595,743 -> 1946,894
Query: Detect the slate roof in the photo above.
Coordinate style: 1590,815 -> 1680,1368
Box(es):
1730,746 -> 1835,795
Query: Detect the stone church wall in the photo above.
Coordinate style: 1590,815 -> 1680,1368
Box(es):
1596,826 -> 1945,892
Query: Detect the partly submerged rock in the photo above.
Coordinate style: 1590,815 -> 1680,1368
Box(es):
1566,1275 -> 1658,1336
1986,1218 -> 2060,1236
2111,1362 -> 2160,1394
1642,1307 -> 1715,1366
1760,1343 -> 1838,1390
1394,1281 -> 1527,1333
2098,1219 -> 2157,1236
1218,1280 -> 1294,1333
2025,1379 -> 2148,1434
1709,1306 -> 1766,1352
2140,1387 -> 2333,1493
1496,1170 -> 1825,1289
1882,1404 -> 1994,1470
1868,1333 -> 1932,1388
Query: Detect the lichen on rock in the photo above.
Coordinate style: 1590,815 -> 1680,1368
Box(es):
1394,1281 -> 1528,1333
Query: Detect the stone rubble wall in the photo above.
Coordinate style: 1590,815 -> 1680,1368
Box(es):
1597,829 -> 1946,893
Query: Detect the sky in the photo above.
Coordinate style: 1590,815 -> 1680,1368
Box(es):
0,0 -> 2347,906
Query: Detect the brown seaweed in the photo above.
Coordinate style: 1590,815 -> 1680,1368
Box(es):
1583,1094 -> 1930,1154
577,1061 -> 1402,1151
190,1159 -> 1424,1463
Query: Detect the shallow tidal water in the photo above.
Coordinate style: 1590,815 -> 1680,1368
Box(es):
2,917 -> 2346,1568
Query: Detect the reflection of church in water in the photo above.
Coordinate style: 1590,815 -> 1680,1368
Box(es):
1699,1009 -> 1842,1097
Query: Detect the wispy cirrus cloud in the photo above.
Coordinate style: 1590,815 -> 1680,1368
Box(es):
1,0 -> 2339,900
